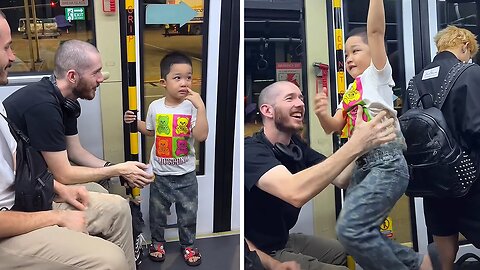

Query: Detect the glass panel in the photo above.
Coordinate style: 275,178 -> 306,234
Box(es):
437,0 -> 479,63
1,1 -> 95,73
345,0 -> 413,246
142,0 -> 205,173
244,8 -> 305,137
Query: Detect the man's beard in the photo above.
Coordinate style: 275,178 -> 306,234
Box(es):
0,70 -> 8,86
274,112 -> 302,134
72,78 -> 94,100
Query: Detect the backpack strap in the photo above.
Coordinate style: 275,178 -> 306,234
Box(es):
0,113 -> 29,144
406,62 -> 474,109
435,62 -> 474,108
405,78 -> 420,109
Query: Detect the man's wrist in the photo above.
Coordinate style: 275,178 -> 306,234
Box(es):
104,161 -> 113,167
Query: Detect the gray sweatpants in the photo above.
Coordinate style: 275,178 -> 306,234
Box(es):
272,233 -> 349,270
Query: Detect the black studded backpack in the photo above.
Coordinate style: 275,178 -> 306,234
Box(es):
399,62 -> 479,198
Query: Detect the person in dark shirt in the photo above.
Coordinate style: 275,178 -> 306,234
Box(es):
403,25 -> 480,270
245,81 -> 397,270
3,40 -> 153,189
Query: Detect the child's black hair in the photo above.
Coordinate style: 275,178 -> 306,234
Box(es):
160,52 -> 193,79
346,27 -> 368,44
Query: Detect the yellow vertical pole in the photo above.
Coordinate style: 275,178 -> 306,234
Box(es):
125,0 -> 141,198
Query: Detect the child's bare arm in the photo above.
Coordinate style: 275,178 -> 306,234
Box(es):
367,0 -> 388,70
124,110 -> 154,136
314,88 -> 346,134
137,120 -> 155,137
186,89 -> 208,142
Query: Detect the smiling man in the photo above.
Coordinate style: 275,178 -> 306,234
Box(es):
244,81 -> 398,270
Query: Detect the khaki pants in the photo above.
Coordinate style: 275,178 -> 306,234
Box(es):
0,191 -> 135,270
272,233 -> 349,270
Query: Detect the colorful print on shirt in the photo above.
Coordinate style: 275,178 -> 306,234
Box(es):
341,77 -> 372,138
155,113 -> 192,164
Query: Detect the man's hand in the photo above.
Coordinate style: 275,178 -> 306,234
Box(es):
57,210 -> 87,233
350,106 -> 396,154
185,88 -> 206,110
314,87 -> 330,118
271,261 -> 301,270
124,110 -> 136,124
116,161 -> 154,188
54,185 -> 89,211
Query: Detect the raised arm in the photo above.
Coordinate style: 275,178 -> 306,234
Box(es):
367,0 -> 388,70
314,87 -> 346,134
187,89 -> 208,142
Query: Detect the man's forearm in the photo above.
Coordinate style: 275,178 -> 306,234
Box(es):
288,142 -> 361,207
68,147 -> 106,168
54,165 -> 117,185
0,210 -> 61,238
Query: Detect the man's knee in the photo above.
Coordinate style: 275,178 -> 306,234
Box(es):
94,193 -> 130,216
94,244 -> 130,270
82,182 -> 109,193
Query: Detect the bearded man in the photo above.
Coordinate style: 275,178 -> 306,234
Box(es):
244,81 -> 397,270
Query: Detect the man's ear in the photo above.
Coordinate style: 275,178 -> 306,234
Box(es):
259,104 -> 273,119
463,42 -> 469,53
66,70 -> 76,84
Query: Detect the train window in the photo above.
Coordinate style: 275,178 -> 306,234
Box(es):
1,1 -> 95,74
437,0 -> 479,64
141,0 -> 207,174
244,2 -> 305,137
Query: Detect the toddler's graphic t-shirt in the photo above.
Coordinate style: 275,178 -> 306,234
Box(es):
146,98 -> 197,175
338,60 -> 398,137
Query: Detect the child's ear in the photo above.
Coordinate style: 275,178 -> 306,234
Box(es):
159,78 -> 166,87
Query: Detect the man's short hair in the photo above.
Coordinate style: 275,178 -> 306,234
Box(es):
258,83 -> 276,111
160,52 -> 192,79
435,25 -> 479,58
53,40 -> 99,78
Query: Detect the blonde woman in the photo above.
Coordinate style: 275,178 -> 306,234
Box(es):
404,25 -> 480,270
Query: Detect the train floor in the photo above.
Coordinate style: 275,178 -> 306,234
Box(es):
138,234 -> 240,270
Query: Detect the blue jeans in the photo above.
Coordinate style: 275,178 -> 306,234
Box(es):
336,142 -> 421,270
149,171 -> 198,248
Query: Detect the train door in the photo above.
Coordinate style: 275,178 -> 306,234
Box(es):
122,0 -> 240,240
340,0 -> 480,260
407,0 -> 480,257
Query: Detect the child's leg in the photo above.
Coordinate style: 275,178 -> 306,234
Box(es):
336,150 -> 421,270
174,171 -> 198,248
149,174 -> 174,245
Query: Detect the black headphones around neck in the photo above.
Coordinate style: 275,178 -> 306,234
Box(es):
49,75 -> 82,119
255,129 -> 303,163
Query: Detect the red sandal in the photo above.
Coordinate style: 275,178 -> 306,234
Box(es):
148,243 -> 165,262
182,247 -> 202,266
